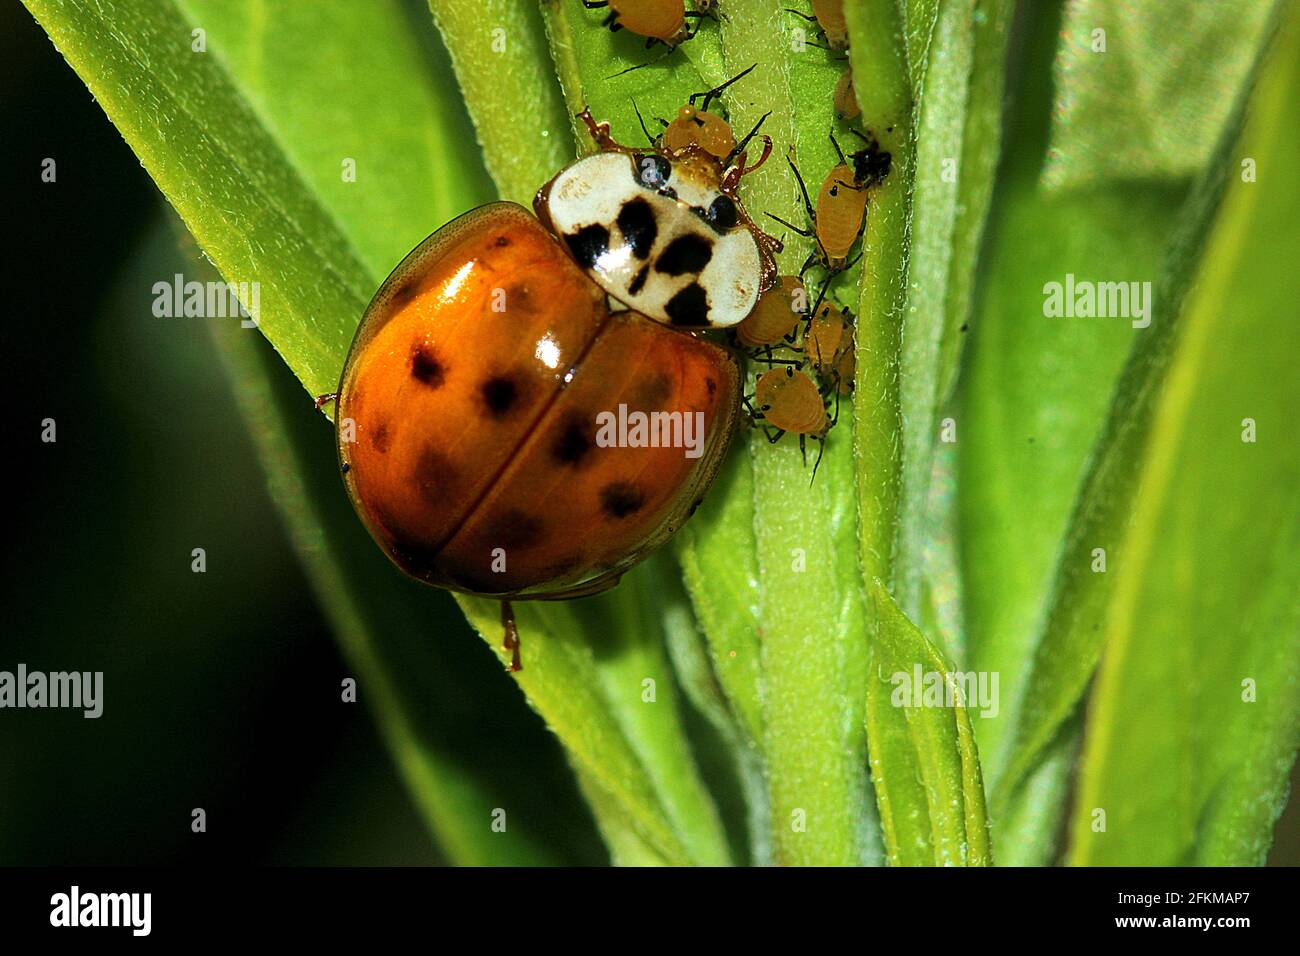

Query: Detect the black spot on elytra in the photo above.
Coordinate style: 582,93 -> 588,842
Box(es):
706,377 -> 717,395
484,509 -> 544,550
565,223 -> 610,270
633,373 -> 673,410
390,278 -> 422,307
665,283 -> 710,326
370,421 -> 392,454
544,552 -> 586,578
410,345 -> 446,388
617,197 -> 658,260
413,446 -> 459,504
481,374 -> 521,418
552,413 -> 596,466
493,235 -> 510,247
601,482 -> 646,519
656,234 -> 713,275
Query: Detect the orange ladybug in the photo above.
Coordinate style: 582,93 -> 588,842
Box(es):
323,109 -> 779,672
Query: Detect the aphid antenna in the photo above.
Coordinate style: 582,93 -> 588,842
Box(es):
691,62 -> 758,111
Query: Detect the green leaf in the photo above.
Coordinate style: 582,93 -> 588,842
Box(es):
1044,0 -> 1277,190
865,580 -> 991,865
1065,10 -> 1300,864
428,0 -> 573,205
895,0 -> 1012,633
991,3 -> 1292,848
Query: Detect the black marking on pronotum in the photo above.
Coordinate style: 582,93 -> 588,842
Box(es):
410,345 -> 446,388
371,420 -> 392,454
628,264 -> 650,296
665,283 -> 711,326
565,223 -> 611,269
656,234 -> 713,276
617,198 -> 658,260
601,482 -> 646,519
481,374 -> 520,418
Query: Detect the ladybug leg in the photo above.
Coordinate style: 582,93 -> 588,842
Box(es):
500,601 -> 522,673
314,392 -> 339,412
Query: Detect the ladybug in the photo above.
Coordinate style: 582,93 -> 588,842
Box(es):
770,130 -> 891,275
322,108 -> 779,672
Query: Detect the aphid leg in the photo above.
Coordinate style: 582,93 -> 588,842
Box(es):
765,426 -> 786,444
799,433 -> 808,466
500,600 -> 522,673
784,8 -> 819,23
810,435 -> 827,483
799,250 -> 820,277
314,392 -> 339,412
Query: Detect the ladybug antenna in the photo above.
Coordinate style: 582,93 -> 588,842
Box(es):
691,62 -> 757,112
